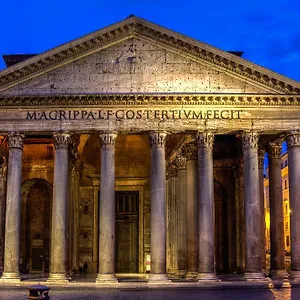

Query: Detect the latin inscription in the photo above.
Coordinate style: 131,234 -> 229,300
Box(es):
26,109 -> 242,121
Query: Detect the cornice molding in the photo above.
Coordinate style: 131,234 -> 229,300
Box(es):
0,94 -> 300,107
0,16 -> 299,94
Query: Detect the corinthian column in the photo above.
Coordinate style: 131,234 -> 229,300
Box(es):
242,131 -> 264,279
96,131 -> 118,283
69,137 -> 80,274
197,131 -> 218,281
48,133 -> 71,283
182,142 -> 198,278
0,141 -> 7,274
269,142 -> 288,278
1,134 -> 24,282
258,148 -> 266,273
287,131 -> 300,279
166,163 -> 178,275
175,154 -> 187,277
148,131 -> 169,282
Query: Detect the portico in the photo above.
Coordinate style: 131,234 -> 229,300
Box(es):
0,16 -> 300,284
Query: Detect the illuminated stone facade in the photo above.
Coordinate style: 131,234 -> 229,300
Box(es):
0,16 -> 300,283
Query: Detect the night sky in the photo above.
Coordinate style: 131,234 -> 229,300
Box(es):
0,0 -> 300,81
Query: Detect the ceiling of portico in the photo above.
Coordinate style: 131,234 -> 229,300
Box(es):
0,16 -> 299,96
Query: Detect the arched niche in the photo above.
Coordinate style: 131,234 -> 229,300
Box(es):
21,178 -> 52,273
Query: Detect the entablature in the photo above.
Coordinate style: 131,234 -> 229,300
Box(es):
0,93 -> 300,107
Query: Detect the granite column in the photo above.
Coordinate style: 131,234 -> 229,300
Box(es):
197,131 -> 218,281
242,131 -> 264,279
0,141 -> 7,274
48,132 -> 70,282
149,131 -> 168,282
166,163 -> 178,275
269,142 -> 288,278
287,131 -> 300,279
96,131 -> 118,283
183,142 -> 198,278
258,149 -> 266,273
175,154 -> 187,277
1,134 -> 24,282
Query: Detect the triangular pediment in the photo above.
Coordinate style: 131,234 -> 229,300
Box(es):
0,16 -> 299,95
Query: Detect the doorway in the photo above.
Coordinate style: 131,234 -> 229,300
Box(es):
31,248 -> 44,271
115,191 -> 139,273
21,179 -> 52,273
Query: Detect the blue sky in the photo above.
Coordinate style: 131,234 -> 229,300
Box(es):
0,0 -> 300,81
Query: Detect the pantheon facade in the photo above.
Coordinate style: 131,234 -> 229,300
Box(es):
0,16 -> 299,283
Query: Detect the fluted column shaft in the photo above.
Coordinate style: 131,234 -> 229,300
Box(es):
287,131 -> 300,278
176,154 -> 187,276
96,131 -> 117,283
197,131 -> 217,280
149,131 -> 168,281
1,134 -> 24,281
242,131 -> 263,278
48,133 -> 70,282
183,142 -> 198,277
269,142 -> 286,276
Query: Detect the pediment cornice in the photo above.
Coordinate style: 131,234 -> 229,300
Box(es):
1,16 -> 300,94
0,94 -> 300,107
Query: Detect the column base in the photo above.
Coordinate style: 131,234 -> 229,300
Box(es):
244,272 -> 266,281
197,272 -> 220,282
262,268 -> 268,275
186,271 -> 198,279
148,274 -> 171,284
289,270 -> 300,280
167,268 -> 178,277
47,273 -> 69,284
269,278 -> 291,288
95,274 -> 118,284
176,269 -> 186,278
270,269 -> 289,279
0,272 -> 21,283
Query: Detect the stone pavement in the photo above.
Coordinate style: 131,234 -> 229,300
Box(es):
1,274 -> 300,299
0,284 -> 300,300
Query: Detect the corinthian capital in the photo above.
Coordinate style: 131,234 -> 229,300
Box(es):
241,131 -> 259,150
182,142 -> 198,160
8,133 -> 25,150
197,131 -> 214,148
269,142 -> 282,159
287,131 -> 300,148
149,131 -> 167,148
175,155 -> 186,170
167,163 -> 177,179
53,132 -> 71,149
99,131 -> 117,150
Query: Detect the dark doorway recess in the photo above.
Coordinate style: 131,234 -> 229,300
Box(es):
115,191 -> 139,273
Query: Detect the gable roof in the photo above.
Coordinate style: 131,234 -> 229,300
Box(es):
0,15 -> 299,94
